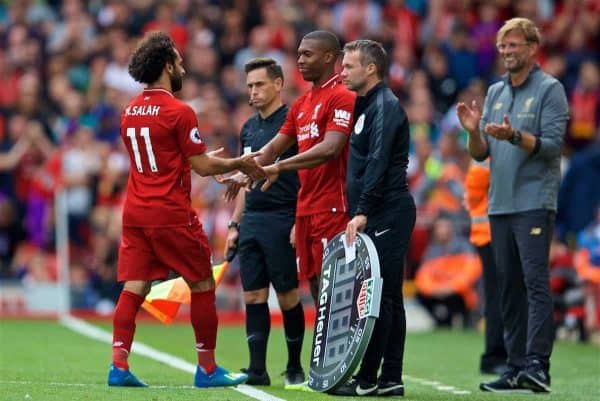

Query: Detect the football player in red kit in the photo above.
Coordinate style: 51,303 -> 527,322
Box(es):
225,31 -> 356,304
108,31 -> 262,388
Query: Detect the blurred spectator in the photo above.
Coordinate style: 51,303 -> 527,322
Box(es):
103,29 -> 144,96
442,21 -> 478,91
332,0 -> 382,42
415,216 -> 480,327
383,0 -> 419,51
566,61 -> 599,151
234,26 -> 285,77
47,0 -> 97,61
423,45 -> 458,115
557,143 -> 600,242
0,195 -> 25,278
577,207 -> 600,266
141,1 -> 188,52
471,3 -> 502,78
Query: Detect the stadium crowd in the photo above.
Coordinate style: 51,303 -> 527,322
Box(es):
0,0 -> 598,336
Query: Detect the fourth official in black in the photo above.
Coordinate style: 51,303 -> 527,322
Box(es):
332,39 -> 416,397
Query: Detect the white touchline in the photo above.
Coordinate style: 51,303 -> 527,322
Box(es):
404,375 -> 471,395
59,315 -> 287,401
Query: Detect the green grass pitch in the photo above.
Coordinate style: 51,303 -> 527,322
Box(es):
1,319 -> 598,401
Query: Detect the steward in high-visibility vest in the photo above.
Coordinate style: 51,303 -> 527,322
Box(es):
464,158 -> 491,246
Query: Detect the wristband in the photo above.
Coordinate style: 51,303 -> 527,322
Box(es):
532,136 -> 541,155
227,221 -> 240,230
509,129 -> 522,146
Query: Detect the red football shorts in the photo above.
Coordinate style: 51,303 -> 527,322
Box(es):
295,211 -> 349,280
117,220 -> 212,283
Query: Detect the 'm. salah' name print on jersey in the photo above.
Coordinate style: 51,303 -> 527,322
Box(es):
125,105 -> 161,116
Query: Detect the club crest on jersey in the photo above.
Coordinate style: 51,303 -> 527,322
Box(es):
189,127 -> 203,144
354,114 -> 365,135
312,103 -> 322,120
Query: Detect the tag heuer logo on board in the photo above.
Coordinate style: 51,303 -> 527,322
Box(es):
357,278 -> 376,319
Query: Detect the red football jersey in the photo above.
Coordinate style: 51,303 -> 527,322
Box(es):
279,74 -> 356,216
120,88 -> 206,227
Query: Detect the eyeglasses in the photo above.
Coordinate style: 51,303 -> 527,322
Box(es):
496,42 -> 530,51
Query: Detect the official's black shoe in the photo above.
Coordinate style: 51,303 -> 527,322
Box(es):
328,377 -> 378,396
517,362 -> 551,393
480,367 -> 532,393
283,366 -> 305,387
240,368 -> 270,386
377,379 -> 404,396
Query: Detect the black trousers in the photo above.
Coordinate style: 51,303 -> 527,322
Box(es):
489,209 -> 555,370
477,243 -> 507,368
357,204 -> 416,383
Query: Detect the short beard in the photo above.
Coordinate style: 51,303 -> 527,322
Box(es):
170,70 -> 183,92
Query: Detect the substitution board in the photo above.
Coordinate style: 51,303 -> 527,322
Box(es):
308,232 -> 382,392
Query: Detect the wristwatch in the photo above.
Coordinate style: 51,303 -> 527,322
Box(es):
227,221 -> 240,230
509,129 -> 522,146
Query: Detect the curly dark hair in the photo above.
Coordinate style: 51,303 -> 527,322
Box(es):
128,31 -> 177,85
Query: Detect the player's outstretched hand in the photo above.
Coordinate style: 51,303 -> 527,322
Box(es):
260,163 -> 280,192
216,172 -> 250,202
238,151 -> 265,181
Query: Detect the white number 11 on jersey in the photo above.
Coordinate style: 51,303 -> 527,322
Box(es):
126,127 -> 158,173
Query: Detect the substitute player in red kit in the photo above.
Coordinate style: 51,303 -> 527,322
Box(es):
254,30 -> 356,304
108,32 -> 262,388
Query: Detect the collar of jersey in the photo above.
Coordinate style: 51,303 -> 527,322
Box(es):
143,88 -> 174,97
258,104 -> 287,122
314,73 -> 340,90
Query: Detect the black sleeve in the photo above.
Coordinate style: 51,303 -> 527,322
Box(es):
355,97 -> 407,216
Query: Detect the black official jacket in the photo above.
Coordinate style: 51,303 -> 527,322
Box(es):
346,82 -> 412,219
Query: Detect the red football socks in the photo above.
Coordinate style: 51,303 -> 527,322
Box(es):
112,290 -> 144,370
191,290 -> 218,374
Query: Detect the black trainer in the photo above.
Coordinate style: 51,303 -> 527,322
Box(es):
283,366 -> 305,387
328,377 -> 378,396
240,368 -> 270,386
480,367 -> 532,393
517,361 -> 551,393
377,379 -> 404,396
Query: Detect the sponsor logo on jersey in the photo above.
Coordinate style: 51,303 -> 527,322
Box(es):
189,127 -> 203,144
333,109 -> 351,128
298,122 -> 319,141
